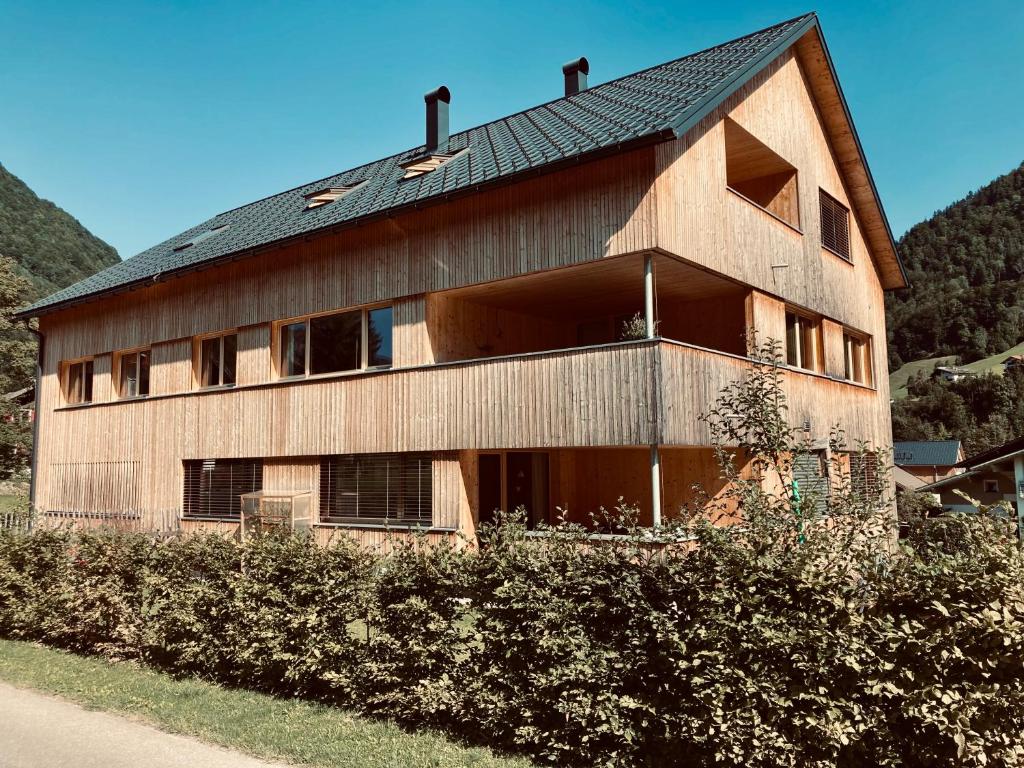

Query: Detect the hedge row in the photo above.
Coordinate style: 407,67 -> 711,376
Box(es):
1,511 -> 1022,768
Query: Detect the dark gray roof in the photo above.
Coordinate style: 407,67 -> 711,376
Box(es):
20,13 -> 823,318
893,441 -> 963,467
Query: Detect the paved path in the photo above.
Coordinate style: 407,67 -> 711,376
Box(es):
0,681 -> 290,768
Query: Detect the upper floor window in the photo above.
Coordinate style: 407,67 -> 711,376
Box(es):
278,305 -> 392,378
785,310 -> 822,372
117,349 -> 151,398
843,331 -> 873,386
64,358 -> 94,405
725,118 -> 800,229
198,332 -> 237,388
820,190 -> 851,260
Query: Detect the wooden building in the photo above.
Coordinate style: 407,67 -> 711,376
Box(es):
893,440 -> 964,484
16,14 -> 906,543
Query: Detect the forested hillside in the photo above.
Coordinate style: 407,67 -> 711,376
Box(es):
886,162 -> 1024,370
0,162 -> 119,298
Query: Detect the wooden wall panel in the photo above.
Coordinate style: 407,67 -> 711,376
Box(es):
91,353 -> 114,403
393,296 -> 432,367
653,49 -> 891,419
237,325 -> 271,386
658,341 -> 889,448
151,339 -> 192,396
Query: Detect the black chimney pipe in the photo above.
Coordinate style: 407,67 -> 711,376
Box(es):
424,86 -> 450,153
562,57 -> 589,96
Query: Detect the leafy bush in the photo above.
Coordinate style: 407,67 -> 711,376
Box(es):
2,346 -> 1022,766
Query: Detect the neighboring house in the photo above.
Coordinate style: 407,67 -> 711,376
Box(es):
933,365 -> 974,384
893,440 -> 964,484
922,436 -> 1024,530
1003,355 -> 1024,372
14,14 -> 905,541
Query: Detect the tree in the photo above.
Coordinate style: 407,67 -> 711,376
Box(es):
0,254 -> 34,478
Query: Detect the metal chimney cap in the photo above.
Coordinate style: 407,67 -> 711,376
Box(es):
424,85 -> 451,104
562,57 -> 589,76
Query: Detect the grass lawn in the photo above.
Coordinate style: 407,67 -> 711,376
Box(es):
0,639 -> 533,768
888,340 -> 1024,400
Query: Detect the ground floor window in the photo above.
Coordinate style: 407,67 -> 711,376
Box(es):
319,452 -> 432,526
849,452 -> 882,502
183,458 -> 263,518
793,451 -> 830,516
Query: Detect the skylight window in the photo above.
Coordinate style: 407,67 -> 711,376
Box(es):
173,223 -> 229,252
400,151 -> 460,179
303,185 -> 359,210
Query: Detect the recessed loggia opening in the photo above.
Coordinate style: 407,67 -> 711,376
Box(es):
724,118 -> 800,229
425,253 -> 749,363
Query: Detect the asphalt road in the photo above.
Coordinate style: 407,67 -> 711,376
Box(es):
0,681 -> 289,768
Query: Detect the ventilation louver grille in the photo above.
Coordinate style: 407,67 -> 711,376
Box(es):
183,458 -> 263,518
320,452 -> 432,525
819,190 -> 851,260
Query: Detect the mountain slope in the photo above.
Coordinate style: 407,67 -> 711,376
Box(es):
0,163 -> 119,299
886,162 -> 1024,370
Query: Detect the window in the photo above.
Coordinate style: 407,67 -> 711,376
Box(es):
65,359 -> 94,404
983,479 -> 1000,494
400,152 -> 459,179
724,118 -> 800,228
198,332 -> 237,388
117,349 -> 151,398
173,223 -> 229,252
320,452 -> 432,526
183,458 -> 262,518
785,311 -> 822,371
820,190 -> 851,260
277,305 -> 393,378
303,185 -> 361,210
843,332 -> 873,386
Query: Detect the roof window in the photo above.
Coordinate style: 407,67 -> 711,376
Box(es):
400,151 -> 460,180
173,223 -> 229,252
303,185 -> 360,210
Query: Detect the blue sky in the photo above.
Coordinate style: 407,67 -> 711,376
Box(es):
1,0 -> 1022,259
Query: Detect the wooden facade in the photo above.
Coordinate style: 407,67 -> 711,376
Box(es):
30,30 -> 899,539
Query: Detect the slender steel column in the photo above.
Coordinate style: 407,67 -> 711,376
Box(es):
650,444 -> 662,528
644,253 -> 656,339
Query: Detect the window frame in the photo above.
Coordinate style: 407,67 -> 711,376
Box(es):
274,303 -> 393,380
842,330 -> 874,387
982,479 -> 999,494
785,309 -> 823,373
63,357 -> 95,405
819,188 -> 852,262
194,329 -> 239,389
115,347 -> 152,399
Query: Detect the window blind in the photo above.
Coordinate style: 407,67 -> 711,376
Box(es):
819,190 -> 851,260
850,452 -> 881,502
320,452 -> 432,525
793,451 -> 829,516
183,458 -> 263,518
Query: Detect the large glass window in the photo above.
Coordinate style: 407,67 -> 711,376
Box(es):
183,458 -> 263,518
65,359 -> 94,404
310,310 -> 361,374
199,332 -> 238,387
118,350 -> 150,398
319,452 -> 432,526
278,305 -> 392,378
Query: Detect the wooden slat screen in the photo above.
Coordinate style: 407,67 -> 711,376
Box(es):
819,189 -> 851,260
320,452 -> 432,526
183,458 -> 263,518
793,451 -> 829,516
850,452 -> 881,502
